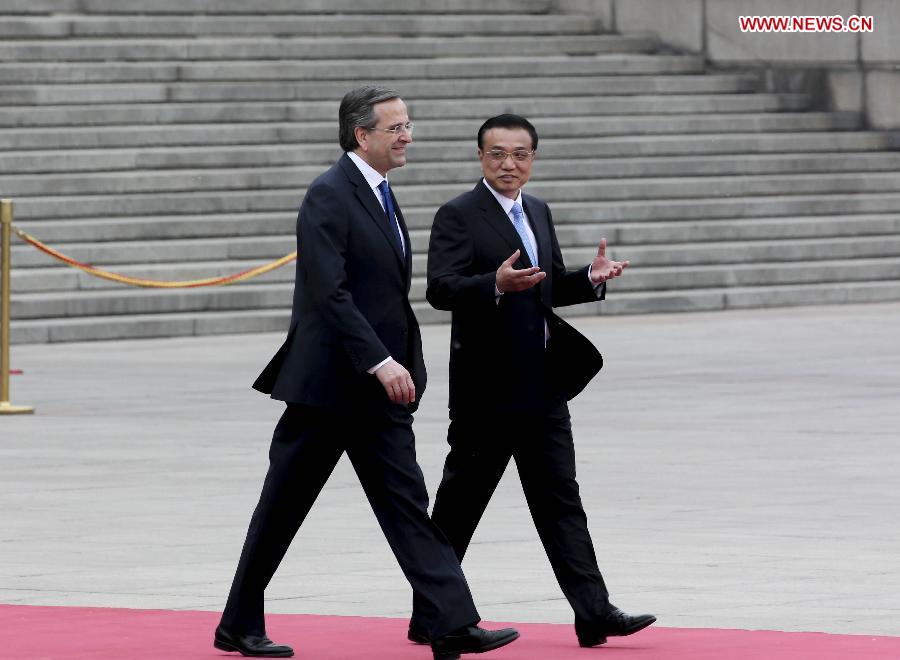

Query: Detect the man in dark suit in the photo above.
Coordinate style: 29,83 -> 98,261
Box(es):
409,114 -> 656,649
214,87 -> 519,659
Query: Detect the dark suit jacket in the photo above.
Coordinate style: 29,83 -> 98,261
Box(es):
254,153 -> 426,412
426,181 -> 603,417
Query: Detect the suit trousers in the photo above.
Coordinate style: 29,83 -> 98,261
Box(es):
220,402 -> 480,639
411,400 -> 610,629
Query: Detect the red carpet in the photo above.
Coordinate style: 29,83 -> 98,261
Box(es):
1,605 -> 898,659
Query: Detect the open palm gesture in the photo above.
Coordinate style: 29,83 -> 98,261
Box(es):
589,238 -> 629,284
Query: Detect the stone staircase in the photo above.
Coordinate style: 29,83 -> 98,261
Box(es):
2,0 -> 900,343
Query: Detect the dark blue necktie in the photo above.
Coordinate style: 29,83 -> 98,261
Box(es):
377,180 -> 404,255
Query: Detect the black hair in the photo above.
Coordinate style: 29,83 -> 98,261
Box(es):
476,114 -> 538,151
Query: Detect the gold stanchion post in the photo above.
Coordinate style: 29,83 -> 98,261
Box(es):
1,199 -> 34,414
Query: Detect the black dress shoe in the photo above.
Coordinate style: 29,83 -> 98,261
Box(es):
431,625 -> 519,659
408,624 -> 430,644
575,606 -> 656,648
213,625 -> 294,657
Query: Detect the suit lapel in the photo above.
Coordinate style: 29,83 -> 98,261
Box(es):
339,154 -> 407,269
475,181 -> 533,269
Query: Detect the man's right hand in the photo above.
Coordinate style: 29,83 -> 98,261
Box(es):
374,358 -> 416,404
496,249 -> 546,293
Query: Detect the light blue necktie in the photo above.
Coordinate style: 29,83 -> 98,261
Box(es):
377,180 -> 404,255
510,202 -> 538,267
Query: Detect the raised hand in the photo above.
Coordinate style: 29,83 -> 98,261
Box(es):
496,249 -> 546,293
589,238 -> 630,284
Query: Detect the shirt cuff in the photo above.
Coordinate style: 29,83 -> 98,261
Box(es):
587,265 -> 604,292
367,356 -> 393,374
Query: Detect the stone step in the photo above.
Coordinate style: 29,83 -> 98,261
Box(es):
425,260 -> 900,300
11,233 -> 900,274
15,213 -> 900,253
587,258 -> 900,293
15,214 -> 295,244
10,171 -> 900,220
0,73 -> 763,105
546,235 -> 900,269
0,94 -> 813,130
537,192 -> 900,226
416,217 -> 900,252
1,0 -> 560,16
0,0 -> 77,11
6,153 -> 900,195
10,309 -> 292,345
11,236 -> 298,269
0,14 -> 601,40
3,133 -> 892,176
14,248 -> 900,319
12,249 -> 900,297
570,280 -> 900,316
560,214 -> 900,246
11,259 -> 298,293
485,193 -> 900,227
12,280 -> 900,344
362,171 -> 900,204
10,283 -> 295,320
407,195 -> 900,229
0,112 -> 860,151
0,54 -> 705,85
0,34 -> 658,63
11,187 -> 900,224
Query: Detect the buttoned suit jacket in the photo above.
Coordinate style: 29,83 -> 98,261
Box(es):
426,180 -> 603,418
254,153 -> 425,412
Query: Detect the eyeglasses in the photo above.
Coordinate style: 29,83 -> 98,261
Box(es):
367,122 -> 414,137
485,148 -> 535,163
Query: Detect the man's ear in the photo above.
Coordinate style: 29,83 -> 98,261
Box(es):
354,126 -> 369,153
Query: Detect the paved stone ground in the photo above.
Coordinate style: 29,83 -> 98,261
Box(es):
1,303 -> 898,637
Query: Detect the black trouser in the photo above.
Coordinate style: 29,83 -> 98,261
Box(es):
220,403 -> 480,639
411,401 -> 610,630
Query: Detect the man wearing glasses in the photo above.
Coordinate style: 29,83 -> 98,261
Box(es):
409,114 -> 656,649
214,88 -> 519,659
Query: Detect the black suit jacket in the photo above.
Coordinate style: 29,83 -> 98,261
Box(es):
254,153 -> 426,412
426,181 -> 603,417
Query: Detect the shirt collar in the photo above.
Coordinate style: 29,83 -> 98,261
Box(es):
347,151 -> 387,192
482,178 -> 523,216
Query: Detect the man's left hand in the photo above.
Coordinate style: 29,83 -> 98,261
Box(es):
590,238 -> 630,284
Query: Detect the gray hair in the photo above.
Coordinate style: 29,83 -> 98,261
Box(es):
338,85 -> 401,152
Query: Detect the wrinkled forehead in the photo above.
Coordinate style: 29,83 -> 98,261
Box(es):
482,127 -> 533,150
